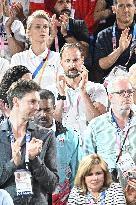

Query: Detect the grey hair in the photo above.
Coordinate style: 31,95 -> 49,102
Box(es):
107,76 -> 130,94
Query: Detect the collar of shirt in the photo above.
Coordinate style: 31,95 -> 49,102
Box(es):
108,107 -> 136,127
115,21 -> 135,34
28,46 -> 48,61
46,119 -> 56,132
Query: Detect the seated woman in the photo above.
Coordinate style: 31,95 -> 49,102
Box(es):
68,154 -> 126,204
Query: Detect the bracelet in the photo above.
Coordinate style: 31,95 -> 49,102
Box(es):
57,93 -> 66,100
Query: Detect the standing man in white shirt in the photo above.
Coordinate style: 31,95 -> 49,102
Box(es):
54,43 -> 108,146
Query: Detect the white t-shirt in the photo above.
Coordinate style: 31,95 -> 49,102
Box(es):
0,16 -> 25,61
0,57 -> 9,82
10,48 -> 64,89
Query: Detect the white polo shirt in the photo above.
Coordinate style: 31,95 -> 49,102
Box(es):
0,57 -> 9,82
10,47 -> 64,89
0,16 -> 25,61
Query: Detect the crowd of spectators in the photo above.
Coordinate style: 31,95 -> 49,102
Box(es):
0,0 -> 136,204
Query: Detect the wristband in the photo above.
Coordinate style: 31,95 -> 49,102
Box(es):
57,93 -> 66,100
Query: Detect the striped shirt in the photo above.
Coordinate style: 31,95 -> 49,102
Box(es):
68,182 -> 126,204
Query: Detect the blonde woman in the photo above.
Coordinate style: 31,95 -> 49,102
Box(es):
10,10 -> 63,89
68,154 -> 126,204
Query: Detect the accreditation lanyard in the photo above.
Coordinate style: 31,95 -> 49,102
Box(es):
0,22 -> 5,54
10,131 -> 31,169
32,49 -> 50,84
111,112 -> 131,159
86,191 -> 106,205
112,23 -> 136,51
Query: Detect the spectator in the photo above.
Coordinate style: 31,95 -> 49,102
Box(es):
94,0 -> 136,83
0,57 -> 9,82
68,154 -> 126,204
34,89 -> 80,205
10,10 -> 63,89
0,80 -> 58,205
48,0 -> 89,59
84,76 -> 136,204
0,189 -> 14,205
0,0 -> 25,61
54,43 -> 107,146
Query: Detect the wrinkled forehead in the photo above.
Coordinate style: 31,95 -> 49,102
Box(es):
115,0 -> 135,5
113,79 -> 132,91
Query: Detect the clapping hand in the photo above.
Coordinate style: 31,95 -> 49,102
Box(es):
119,28 -> 132,53
56,75 -> 66,96
28,138 -> 43,160
11,139 -> 22,167
79,66 -> 89,92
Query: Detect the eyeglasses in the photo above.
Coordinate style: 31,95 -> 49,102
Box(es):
112,89 -> 134,97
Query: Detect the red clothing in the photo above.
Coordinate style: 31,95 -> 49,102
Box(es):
29,0 -> 57,15
73,0 -> 97,34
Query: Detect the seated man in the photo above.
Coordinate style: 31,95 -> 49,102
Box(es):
84,76 -> 136,204
94,0 -> 136,83
0,0 -> 25,61
0,80 -> 58,205
34,89 -> 80,205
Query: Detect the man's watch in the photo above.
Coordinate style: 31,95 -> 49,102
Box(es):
6,32 -> 14,39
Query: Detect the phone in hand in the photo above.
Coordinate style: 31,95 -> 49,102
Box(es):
127,170 -> 136,179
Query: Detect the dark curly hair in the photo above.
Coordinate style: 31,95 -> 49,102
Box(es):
0,65 -> 31,104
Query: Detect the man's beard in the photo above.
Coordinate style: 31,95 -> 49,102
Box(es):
53,8 -> 71,18
65,69 -> 81,79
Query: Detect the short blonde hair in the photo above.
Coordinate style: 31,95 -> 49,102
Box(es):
74,154 -> 112,194
26,10 -> 50,31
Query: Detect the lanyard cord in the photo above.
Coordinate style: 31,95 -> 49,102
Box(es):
111,111 -> 132,163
